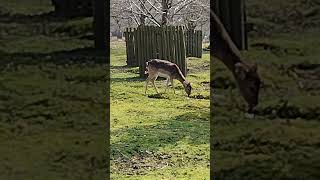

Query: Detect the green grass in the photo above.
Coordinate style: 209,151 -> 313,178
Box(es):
110,42 -> 210,179
53,17 -> 93,36
247,0 -> 320,35
1,0 -> 320,179
0,0 -> 53,15
0,62 -> 107,180
0,0 -> 54,15
212,30 -> 320,179
0,1 -> 106,179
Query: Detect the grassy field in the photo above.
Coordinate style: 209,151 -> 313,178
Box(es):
0,1 -> 106,179
1,0 -> 320,179
110,41 -> 210,179
0,0 -> 53,15
212,31 -> 320,179
212,2 -> 320,178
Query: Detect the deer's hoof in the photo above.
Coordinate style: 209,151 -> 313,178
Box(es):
245,113 -> 255,119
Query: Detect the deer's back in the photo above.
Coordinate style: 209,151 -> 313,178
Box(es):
147,59 -> 181,78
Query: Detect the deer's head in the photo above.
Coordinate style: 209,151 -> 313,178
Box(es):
234,62 -> 261,112
183,81 -> 192,97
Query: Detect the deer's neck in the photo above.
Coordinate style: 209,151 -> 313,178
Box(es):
212,12 -> 247,72
175,69 -> 187,83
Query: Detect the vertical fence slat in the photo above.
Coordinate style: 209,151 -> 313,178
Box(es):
176,27 -> 180,65
133,28 -> 138,66
158,27 -> 162,59
142,26 -> 147,76
167,26 -> 171,60
200,31 -> 202,57
138,26 -> 143,75
188,30 -> 190,57
180,26 -> 186,76
196,30 -> 199,58
153,26 -> 157,58
129,28 -> 133,65
133,28 -> 138,65
146,26 -> 150,63
124,28 -> 129,65
164,27 -> 167,60
170,26 -> 175,61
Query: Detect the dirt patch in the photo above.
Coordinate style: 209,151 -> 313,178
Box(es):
251,42 -> 305,57
189,94 -> 209,100
112,150 -> 172,175
257,100 -> 320,120
148,93 -> 169,99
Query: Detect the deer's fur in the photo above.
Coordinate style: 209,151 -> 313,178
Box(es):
145,59 -> 192,96
212,12 -> 261,113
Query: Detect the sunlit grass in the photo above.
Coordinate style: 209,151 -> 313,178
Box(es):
110,42 -> 210,179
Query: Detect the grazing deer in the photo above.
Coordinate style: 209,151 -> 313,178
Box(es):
212,11 -> 261,113
144,59 -> 192,96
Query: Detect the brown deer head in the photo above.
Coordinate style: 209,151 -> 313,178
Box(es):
234,62 -> 261,113
183,81 -> 192,97
212,11 -> 261,113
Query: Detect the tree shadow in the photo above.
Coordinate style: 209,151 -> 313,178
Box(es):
0,11 -> 85,24
188,94 -> 210,100
111,111 -> 210,158
0,47 -> 108,66
111,76 -> 144,82
110,65 -> 133,70
147,93 -> 169,99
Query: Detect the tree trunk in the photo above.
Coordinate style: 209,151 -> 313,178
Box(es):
140,0 -> 146,25
230,0 -> 245,50
215,0 -> 247,50
161,0 -> 168,26
140,16 -> 145,25
93,0 -> 107,50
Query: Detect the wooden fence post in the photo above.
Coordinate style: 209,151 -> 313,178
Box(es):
124,28 -> 129,65
93,0 -> 107,51
130,28 -> 137,66
179,26 -> 186,76
197,31 -> 202,58
137,26 -> 143,75
176,26 -> 181,72
215,0 -> 247,50
129,28 -> 132,65
133,28 -> 138,66
142,26 -> 147,76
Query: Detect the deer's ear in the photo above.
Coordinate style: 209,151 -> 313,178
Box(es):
251,62 -> 258,72
235,63 -> 247,80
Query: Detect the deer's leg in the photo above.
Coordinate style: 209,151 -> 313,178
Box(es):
152,79 -> 159,94
151,76 -> 159,94
170,78 -> 175,94
165,78 -> 170,93
145,76 -> 151,95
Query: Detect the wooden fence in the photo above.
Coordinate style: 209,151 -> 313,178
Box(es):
124,28 -> 136,66
185,29 -> 202,58
214,0 -> 247,50
124,26 -> 187,77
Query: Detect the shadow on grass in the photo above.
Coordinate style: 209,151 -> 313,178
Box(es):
189,94 -> 210,100
111,111 -> 209,158
147,93 -> 169,99
110,65 -> 131,69
0,47 -> 107,66
111,76 -> 145,82
0,11 -> 83,23
212,124 -> 320,179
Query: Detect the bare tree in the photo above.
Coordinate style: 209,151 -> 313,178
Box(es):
94,0 -> 107,50
111,0 -> 209,30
